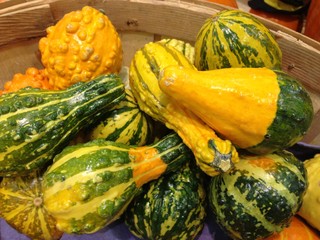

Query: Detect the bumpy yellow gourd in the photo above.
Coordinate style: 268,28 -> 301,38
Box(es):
298,154 -> 320,231
39,6 -> 123,89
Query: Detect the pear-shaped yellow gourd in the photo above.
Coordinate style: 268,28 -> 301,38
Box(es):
159,66 -> 313,153
129,41 -> 239,176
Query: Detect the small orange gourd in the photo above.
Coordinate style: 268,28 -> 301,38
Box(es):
0,67 -> 53,94
39,6 -> 123,90
266,216 -> 320,240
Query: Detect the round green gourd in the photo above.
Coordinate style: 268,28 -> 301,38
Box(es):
208,150 -> 308,240
194,9 -> 282,70
124,162 -> 207,240
86,88 -> 154,146
0,170 -> 63,240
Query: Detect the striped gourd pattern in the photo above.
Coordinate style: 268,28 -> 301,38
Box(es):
42,132 -> 192,234
194,9 -> 282,70
88,88 -> 154,146
209,150 -> 307,240
125,162 -> 206,240
0,74 -> 125,176
0,171 -> 62,240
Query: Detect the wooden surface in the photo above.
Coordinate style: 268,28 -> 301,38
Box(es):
0,0 -> 319,144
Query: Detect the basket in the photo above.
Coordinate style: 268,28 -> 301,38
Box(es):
0,1 -> 320,239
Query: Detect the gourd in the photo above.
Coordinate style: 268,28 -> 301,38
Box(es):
0,170 -> 63,240
0,74 -> 125,177
265,216 -> 320,240
159,66 -> 314,154
0,67 -> 53,95
249,8 -> 302,31
124,162 -> 206,240
39,6 -> 123,90
206,0 -> 239,8
298,154 -> 320,231
304,0 -> 320,42
129,41 -> 239,176
248,0 -> 310,13
208,150 -> 308,240
86,88 -> 154,146
42,132 -> 193,234
194,9 -> 282,70
159,38 -> 195,64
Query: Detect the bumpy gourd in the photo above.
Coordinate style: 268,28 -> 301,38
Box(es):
0,170 -> 63,240
39,6 -> 123,90
42,132 -> 192,234
0,74 -> 125,177
86,88 -> 154,146
298,154 -> 320,231
159,66 -> 314,154
0,67 -> 53,94
195,9 -> 282,70
129,41 -> 239,177
208,150 -> 308,240
125,162 -> 206,240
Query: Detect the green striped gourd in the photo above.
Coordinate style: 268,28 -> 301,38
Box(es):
159,38 -> 195,64
194,9 -> 282,70
86,88 -> 154,146
124,162 -> 206,240
208,150 -> 308,240
129,41 -> 239,177
0,74 -> 125,177
42,132 -> 192,234
0,170 -> 63,240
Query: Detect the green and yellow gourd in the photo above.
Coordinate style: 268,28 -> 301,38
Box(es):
0,170 -> 63,240
42,132 -> 192,234
208,150 -> 308,240
159,38 -> 195,64
159,66 -> 313,154
129,41 -> 239,177
86,88 -> 154,146
0,74 -> 125,177
195,9 -> 282,70
124,162 -> 206,240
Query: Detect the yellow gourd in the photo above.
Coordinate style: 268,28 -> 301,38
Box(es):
298,154 -> 320,231
39,6 -> 123,90
129,41 -> 239,177
159,66 -> 313,154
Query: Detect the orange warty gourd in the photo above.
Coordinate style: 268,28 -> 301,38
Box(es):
39,6 -> 123,90
265,216 -> 320,240
0,67 -> 53,94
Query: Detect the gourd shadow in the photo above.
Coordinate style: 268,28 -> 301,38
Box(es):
197,213 -> 232,240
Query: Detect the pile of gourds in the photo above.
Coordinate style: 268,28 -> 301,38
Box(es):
0,5 -> 319,240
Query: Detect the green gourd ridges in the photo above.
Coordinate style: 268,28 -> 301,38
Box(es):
0,74 -> 125,177
194,9 -> 282,70
87,88 -> 154,146
208,150 -> 308,240
42,132 -> 193,234
124,162 -> 206,240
